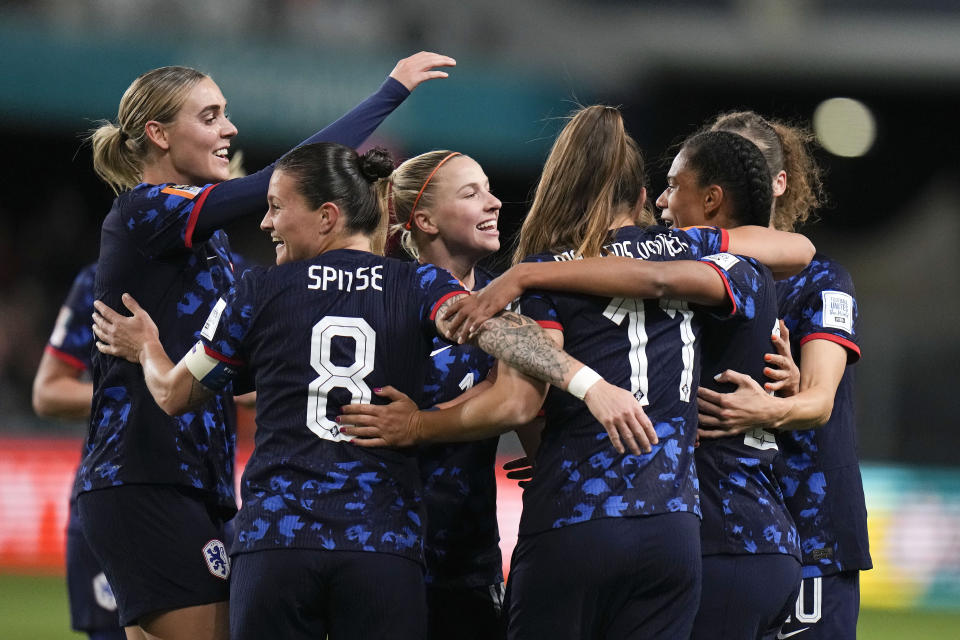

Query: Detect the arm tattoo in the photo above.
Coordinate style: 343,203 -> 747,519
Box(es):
473,311 -> 571,387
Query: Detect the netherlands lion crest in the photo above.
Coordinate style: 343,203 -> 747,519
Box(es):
202,539 -> 231,580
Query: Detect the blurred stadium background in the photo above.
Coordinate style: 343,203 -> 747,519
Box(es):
1,0 -> 958,637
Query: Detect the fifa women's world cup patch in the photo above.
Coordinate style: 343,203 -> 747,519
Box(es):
202,539 -> 231,580
820,290 -> 854,334
701,252 -> 740,271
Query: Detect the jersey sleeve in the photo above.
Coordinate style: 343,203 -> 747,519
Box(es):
672,225 -> 729,259
45,263 -> 97,370
515,255 -> 563,332
694,253 -> 764,321
183,267 -> 261,392
416,263 -> 471,335
123,78 -> 411,254
791,262 -> 861,362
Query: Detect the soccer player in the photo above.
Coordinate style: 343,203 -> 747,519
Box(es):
381,150 -> 508,638
76,52 -> 455,640
340,106 -> 814,639
696,111 -> 871,640
90,142 -> 651,639
656,130 -> 802,639
32,263 -> 124,640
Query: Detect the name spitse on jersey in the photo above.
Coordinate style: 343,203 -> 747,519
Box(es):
775,253 -> 871,577
514,225 -> 763,536
185,249 -> 468,562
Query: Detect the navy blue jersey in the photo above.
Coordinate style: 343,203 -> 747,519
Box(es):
77,77 -> 411,511
775,253 -> 871,577
418,266 -> 502,589
694,255 -> 800,559
47,263 -> 97,372
515,225 -> 749,535
188,250 -> 468,563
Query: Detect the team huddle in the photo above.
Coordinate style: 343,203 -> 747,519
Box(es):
32,51 -> 870,640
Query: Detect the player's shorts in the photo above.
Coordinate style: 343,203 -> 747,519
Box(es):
507,512 -> 701,640
691,552 -> 801,640
426,582 -> 506,640
65,502 -> 123,633
776,570 -> 860,640
230,547 -> 427,640
77,484 -> 233,627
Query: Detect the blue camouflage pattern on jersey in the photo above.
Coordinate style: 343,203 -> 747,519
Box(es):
418,266 -> 502,588
775,253 -> 871,577
77,183 -> 239,511
695,255 -> 800,559
516,225 -> 737,535
194,250 -> 468,563
47,263 -> 97,370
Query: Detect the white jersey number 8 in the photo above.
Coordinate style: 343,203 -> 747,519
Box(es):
307,316 -> 376,442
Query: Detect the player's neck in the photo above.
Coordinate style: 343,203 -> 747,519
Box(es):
324,233 -> 371,254
418,247 -> 477,290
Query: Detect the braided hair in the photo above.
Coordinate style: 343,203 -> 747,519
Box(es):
680,131 -> 773,227
709,111 -> 825,231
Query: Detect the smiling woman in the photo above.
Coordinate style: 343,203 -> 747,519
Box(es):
76,53 -> 455,640
376,150 -> 509,638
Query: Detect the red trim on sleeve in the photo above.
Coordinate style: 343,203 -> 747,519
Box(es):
719,228 -> 729,253
45,345 -> 87,371
799,332 -> 861,363
536,320 -> 563,332
700,261 -> 737,317
429,290 -> 471,321
203,344 -> 244,366
184,183 -> 218,249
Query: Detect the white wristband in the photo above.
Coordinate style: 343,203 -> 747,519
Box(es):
567,366 -> 603,400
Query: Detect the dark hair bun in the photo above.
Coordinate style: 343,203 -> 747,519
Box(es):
358,146 -> 395,182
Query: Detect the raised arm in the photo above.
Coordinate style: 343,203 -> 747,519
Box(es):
192,52 -> 456,238
93,294 -> 214,415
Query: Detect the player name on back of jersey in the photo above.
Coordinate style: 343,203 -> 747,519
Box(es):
551,234 -> 689,262
307,264 -> 384,292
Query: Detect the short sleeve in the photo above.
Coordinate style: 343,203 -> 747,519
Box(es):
46,264 -> 97,370
695,253 -> 765,321
183,267 -> 261,392
515,255 -> 563,331
417,263 -> 471,332
791,263 -> 860,362
119,183 -> 218,257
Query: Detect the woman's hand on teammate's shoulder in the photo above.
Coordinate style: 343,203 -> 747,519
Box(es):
389,51 -> 457,91
337,386 -> 423,447
443,270 -> 525,343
